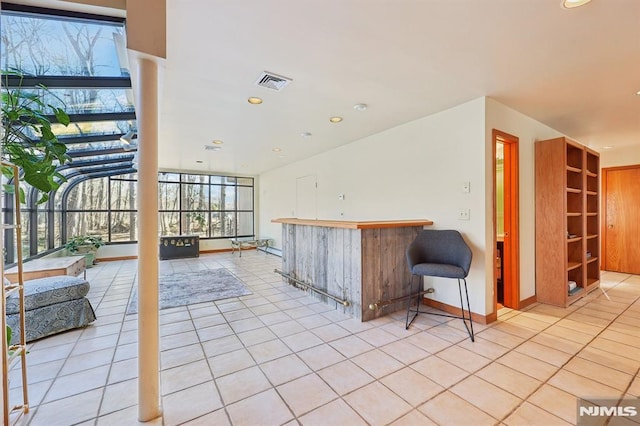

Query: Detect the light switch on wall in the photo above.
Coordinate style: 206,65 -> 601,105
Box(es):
458,209 -> 470,220
462,181 -> 471,193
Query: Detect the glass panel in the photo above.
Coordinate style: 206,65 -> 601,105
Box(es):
237,186 -> 253,210
110,179 -> 137,209
210,185 -> 222,210
158,182 -> 180,210
237,177 -> 253,186
237,212 -> 253,236
158,172 -> 180,182
64,140 -> 128,152
210,212 -> 236,237
181,212 -> 208,237
19,211 -> 30,260
54,211 -> 62,247
66,178 -> 109,211
182,183 -> 208,211
0,12 -> 128,77
46,120 -> 133,140
223,186 -> 236,210
159,212 -> 180,236
111,173 -> 137,180
37,210 -> 48,252
182,174 -> 208,184
65,211 -> 108,240
210,176 -> 223,185
111,211 -> 137,241
9,88 -> 134,115
225,176 -> 237,184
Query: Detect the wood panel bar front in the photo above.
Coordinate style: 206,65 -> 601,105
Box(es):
273,218 -> 433,321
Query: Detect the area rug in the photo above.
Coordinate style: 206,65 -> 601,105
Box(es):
126,268 -> 251,314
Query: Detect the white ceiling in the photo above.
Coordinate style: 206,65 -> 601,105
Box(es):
26,0 -> 640,175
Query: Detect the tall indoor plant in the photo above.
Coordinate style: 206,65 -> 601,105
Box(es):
1,70 -> 71,203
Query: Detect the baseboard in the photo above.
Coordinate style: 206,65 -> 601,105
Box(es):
518,295 -> 537,309
422,298 -> 496,325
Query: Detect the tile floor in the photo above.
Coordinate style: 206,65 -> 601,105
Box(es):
7,251 -> 640,425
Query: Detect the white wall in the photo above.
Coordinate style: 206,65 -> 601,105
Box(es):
259,98 -> 491,314
600,145 -> 640,168
484,98 -> 564,303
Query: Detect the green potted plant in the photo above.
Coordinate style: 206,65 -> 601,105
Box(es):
1,70 -> 71,204
64,235 -> 105,266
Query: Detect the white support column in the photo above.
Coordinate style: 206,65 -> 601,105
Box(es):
136,57 -> 161,422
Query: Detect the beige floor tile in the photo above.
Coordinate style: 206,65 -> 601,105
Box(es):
380,339 -> 430,365
436,345 -> 491,373
226,389 -> 294,425
627,376 -> 640,397
411,355 -> 469,388
491,321 -> 538,339
418,391 -> 497,426
268,319 -> 306,337
531,332 -> 586,355
528,384 -> 578,424
548,370 -> 623,402
11,359 -> 63,385
310,323 -> 351,342
107,358 -> 138,385
381,367 -> 444,406
514,341 -> 573,367
600,329 -> 640,349
544,324 -> 595,345
282,330 -> 324,352
246,338 -> 292,364
450,375 -> 522,419
277,373 -> 338,416
161,359 -> 212,395
96,405 -> 160,426
297,343 -> 346,370
260,354 -> 312,386
565,312 -> 612,328
30,387 -> 103,426
344,381 -> 412,426
352,349 -> 404,379
26,344 -> 74,366
207,348 -> 255,378
100,378 -> 137,415
215,365 -> 271,404
329,334 -> 375,358
299,399 -> 367,426
477,327 -> 526,348
564,357 -> 633,391
43,364 -> 110,403
201,334 -> 244,358
476,363 -> 542,399
457,336 -> 511,359
609,321 -> 640,338
577,346 -> 640,375
403,329 -> 453,353
162,381 -> 224,425
181,408 -> 230,425
505,314 -> 552,332
389,409 -> 437,426
423,321 -> 470,343
504,401 -> 572,426
590,336 -> 640,361
356,328 -> 400,347
497,351 -> 558,381
317,360 -> 374,395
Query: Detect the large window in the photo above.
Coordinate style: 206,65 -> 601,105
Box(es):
61,172 -> 254,243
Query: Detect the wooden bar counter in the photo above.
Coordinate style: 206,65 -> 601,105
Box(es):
272,218 -> 433,321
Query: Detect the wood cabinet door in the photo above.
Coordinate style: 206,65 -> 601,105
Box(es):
603,165 -> 640,274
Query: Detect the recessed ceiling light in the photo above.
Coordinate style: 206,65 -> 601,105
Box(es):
196,160 -> 203,163
561,0 -> 592,8
353,103 -> 368,111
247,97 -> 263,105
602,146 -> 613,150
301,132 -> 312,138
636,90 -> 640,95
272,148 -> 282,152
329,116 -> 343,123
212,140 -> 224,145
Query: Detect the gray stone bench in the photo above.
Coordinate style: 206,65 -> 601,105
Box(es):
5,275 -> 97,344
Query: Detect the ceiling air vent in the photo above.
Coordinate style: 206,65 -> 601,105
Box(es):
255,71 -> 292,91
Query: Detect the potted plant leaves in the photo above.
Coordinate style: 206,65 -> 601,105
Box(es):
64,235 -> 105,266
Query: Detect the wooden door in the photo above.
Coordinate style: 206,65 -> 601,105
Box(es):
602,165 -> 640,274
493,129 -> 520,310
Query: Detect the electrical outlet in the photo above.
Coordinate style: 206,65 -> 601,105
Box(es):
458,208 -> 470,220
462,181 -> 471,193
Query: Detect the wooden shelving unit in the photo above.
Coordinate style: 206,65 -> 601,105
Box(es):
1,162 -> 29,424
535,137 -> 600,307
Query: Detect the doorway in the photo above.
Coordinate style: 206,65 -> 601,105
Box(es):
602,165 -> 640,274
493,130 -> 520,309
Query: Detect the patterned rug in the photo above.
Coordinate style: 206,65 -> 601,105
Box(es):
126,268 -> 251,314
